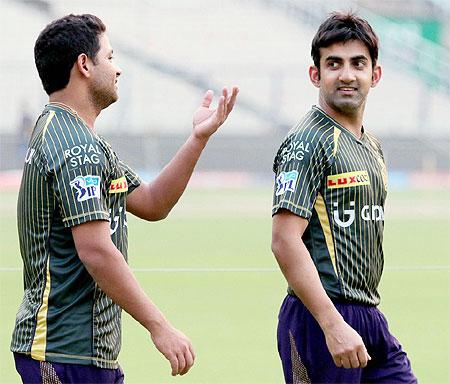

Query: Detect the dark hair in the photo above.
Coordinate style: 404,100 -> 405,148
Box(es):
34,14 -> 106,95
311,12 -> 379,69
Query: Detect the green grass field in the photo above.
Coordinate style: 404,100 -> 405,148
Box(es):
0,187 -> 449,383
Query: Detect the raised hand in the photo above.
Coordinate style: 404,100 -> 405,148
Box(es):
192,86 -> 239,140
150,322 -> 196,376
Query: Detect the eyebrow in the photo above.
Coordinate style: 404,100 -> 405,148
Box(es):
325,55 -> 368,62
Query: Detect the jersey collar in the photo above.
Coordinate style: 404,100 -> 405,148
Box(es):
312,105 -> 366,144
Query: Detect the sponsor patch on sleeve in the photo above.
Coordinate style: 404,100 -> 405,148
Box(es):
327,170 -> 370,189
70,175 -> 101,202
280,140 -> 311,165
109,176 -> 128,193
275,170 -> 299,196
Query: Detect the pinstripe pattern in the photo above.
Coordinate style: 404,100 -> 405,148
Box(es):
11,104 -> 141,368
273,106 -> 387,305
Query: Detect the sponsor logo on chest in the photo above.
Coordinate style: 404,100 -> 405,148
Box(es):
327,170 -> 370,189
64,144 -> 101,168
332,201 -> 384,228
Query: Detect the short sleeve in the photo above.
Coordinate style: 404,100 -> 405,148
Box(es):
43,118 -> 110,227
118,159 -> 142,195
272,127 -> 334,219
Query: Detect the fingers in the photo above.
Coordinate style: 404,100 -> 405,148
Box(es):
180,347 -> 195,375
201,90 -> 214,108
175,352 -> 186,376
226,85 -> 239,115
222,87 -> 228,116
167,343 -> 194,376
216,95 -> 226,124
356,347 -> 370,368
202,86 -> 239,118
168,353 -> 178,376
332,355 -> 342,368
334,347 -> 371,369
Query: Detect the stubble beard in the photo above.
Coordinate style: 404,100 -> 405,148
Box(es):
89,80 -> 118,111
325,91 -> 365,117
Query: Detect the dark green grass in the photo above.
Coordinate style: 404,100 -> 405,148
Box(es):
0,188 -> 449,383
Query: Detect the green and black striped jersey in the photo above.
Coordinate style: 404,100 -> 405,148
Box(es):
272,106 -> 387,305
11,104 -> 141,369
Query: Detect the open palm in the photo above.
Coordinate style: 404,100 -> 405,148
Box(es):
193,86 -> 239,140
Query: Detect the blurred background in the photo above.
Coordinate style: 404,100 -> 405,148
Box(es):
1,0 -> 449,183
1,1 -> 449,383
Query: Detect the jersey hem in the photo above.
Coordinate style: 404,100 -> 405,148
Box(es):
62,211 -> 109,228
11,351 -> 119,369
272,201 -> 312,218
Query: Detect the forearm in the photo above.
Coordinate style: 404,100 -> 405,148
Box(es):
273,237 -> 343,330
149,133 -> 208,209
81,242 -> 167,332
127,134 -> 209,221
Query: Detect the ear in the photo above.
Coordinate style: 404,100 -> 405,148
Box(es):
309,66 -> 320,88
75,54 -> 92,79
371,65 -> 382,88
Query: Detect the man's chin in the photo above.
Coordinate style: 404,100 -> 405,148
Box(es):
102,94 -> 119,109
332,99 -> 362,115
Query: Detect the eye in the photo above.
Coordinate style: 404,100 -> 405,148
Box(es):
328,61 -> 339,69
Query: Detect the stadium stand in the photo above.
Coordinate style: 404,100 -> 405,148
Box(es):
1,0 -> 449,178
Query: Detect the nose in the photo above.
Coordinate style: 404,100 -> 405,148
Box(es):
339,64 -> 356,83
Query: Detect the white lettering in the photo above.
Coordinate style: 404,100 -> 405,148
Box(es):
65,144 -> 102,167
109,206 -> 126,235
280,140 -> 310,165
334,201 -> 384,228
333,201 -> 355,228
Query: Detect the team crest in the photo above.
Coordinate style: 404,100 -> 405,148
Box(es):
275,170 -> 299,196
70,175 -> 101,202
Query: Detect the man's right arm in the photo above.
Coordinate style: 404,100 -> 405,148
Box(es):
71,220 -> 195,376
271,209 -> 370,369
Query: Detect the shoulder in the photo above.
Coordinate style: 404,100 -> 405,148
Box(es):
273,108 -> 336,171
42,109 -> 105,170
44,109 -> 96,146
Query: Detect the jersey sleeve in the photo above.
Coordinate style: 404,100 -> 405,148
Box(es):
272,127 -> 335,219
118,159 -> 142,195
43,115 -> 110,227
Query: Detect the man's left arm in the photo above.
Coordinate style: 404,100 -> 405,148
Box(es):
127,86 -> 238,221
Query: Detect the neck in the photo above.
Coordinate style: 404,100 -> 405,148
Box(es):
49,90 -> 100,129
319,100 -> 365,139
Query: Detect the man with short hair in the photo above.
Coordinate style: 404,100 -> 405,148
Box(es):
271,12 -> 416,383
11,14 -> 238,383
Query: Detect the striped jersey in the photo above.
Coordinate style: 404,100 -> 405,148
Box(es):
11,103 -> 141,368
272,106 -> 387,305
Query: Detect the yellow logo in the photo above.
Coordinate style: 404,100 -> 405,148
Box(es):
109,176 -> 128,193
327,171 -> 370,189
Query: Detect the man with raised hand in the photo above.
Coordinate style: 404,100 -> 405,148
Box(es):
11,13 -> 238,383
